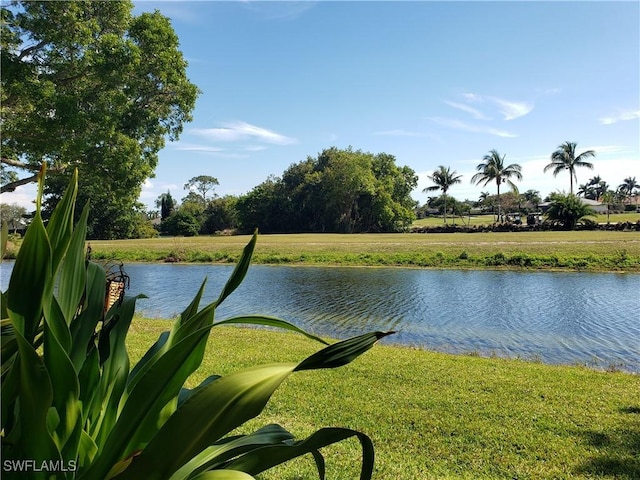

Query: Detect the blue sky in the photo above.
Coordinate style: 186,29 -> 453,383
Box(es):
4,1 -> 639,210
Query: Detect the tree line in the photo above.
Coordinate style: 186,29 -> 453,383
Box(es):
157,147 -> 418,236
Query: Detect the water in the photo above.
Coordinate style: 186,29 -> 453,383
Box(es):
2,262 -> 639,372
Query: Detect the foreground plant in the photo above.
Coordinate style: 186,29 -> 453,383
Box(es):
1,166 -> 392,479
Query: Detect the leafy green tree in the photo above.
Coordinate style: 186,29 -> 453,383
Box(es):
183,175 -> 219,204
471,150 -> 522,222
236,148 -> 417,233
161,210 -> 200,236
423,166 -> 462,224
545,193 -> 596,230
157,191 -> 176,220
544,142 -> 595,195
1,1 -> 199,238
201,195 -> 239,233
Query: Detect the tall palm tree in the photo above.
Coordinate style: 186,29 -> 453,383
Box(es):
471,150 -> 522,222
544,141 -> 595,195
423,165 -> 462,223
618,176 -> 639,200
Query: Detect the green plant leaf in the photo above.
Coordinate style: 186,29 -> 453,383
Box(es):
191,470 -> 257,480
6,207 -> 51,342
5,330 -> 61,474
113,362 -> 296,480
46,167 -> 78,272
69,261 -> 107,371
114,331 -> 390,480
57,202 -> 90,326
295,331 -> 394,371
214,231 -> 257,307
43,323 -> 82,457
168,424 -> 294,480
214,315 -> 329,345
81,325 -> 215,480
223,427 -> 375,480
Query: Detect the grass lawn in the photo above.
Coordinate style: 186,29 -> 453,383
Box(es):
127,320 -> 640,480
85,229 -> 640,271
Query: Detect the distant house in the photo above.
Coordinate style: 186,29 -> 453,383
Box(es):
539,197 -> 608,214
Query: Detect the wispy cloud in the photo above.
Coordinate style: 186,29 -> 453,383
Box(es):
489,97 -> 534,120
443,101 -> 489,120
459,93 -> 533,120
599,110 -> 640,125
190,121 -> 297,145
429,117 -> 518,138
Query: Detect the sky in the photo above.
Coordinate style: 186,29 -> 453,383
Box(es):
3,0 -> 639,211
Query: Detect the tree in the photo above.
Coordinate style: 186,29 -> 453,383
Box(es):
236,147 -> 417,233
1,1 -> 199,238
471,150 -> 522,222
544,142 -> 595,195
618,176 -> 639,202
544,193 -> 596,230
522,189 -> 542,211
160,210 -> 200,236
157,191 -> 176,220
184,175 -> 219,203
423,166 -> 462,224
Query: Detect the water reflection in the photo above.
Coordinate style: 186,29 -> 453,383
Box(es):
1,262 -> 638,371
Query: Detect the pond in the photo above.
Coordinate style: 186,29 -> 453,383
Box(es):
1,262 -> 639,372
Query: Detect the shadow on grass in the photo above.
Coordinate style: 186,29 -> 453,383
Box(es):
574,406 -> 640,479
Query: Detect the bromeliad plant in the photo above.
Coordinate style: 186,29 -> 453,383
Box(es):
1,166 -> 392,480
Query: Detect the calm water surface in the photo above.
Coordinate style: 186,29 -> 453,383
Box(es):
2,262 -> 639,371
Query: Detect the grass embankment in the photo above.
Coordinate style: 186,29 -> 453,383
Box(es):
88,230 -> 640,271
127,320 -> 640,480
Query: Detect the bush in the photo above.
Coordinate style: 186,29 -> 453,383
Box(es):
1,166 -> 390,479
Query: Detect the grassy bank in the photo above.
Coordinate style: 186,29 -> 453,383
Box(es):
127,320 -> 640,480
86,230 -> 640,271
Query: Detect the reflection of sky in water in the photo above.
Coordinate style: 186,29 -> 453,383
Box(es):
2,262 -> 639,372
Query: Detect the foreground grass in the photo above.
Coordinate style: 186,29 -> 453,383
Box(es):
128,320 -> 640,480
88,230 -> 640,271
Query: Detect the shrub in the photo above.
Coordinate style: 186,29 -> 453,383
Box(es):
1,166 -> 390,479
544,193 -> 596,230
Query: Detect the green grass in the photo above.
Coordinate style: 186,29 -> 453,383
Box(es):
127,320 -> 640,480
86,230 -> 640,271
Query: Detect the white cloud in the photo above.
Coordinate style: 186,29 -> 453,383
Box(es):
0,184 -> 38,210
443,101 -> 489,120
458,93 -> 534,120
599,110 -> 640,125
190,121 -> 297,145
172,143 -> 226,153
429,117 -> 518,138
487,97 -> 534,120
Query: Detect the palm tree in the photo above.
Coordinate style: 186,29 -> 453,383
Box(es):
618,176 -> 639,202
423,165 -> 462,223
471,150 -> 522,222
544,141 -> 595,195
